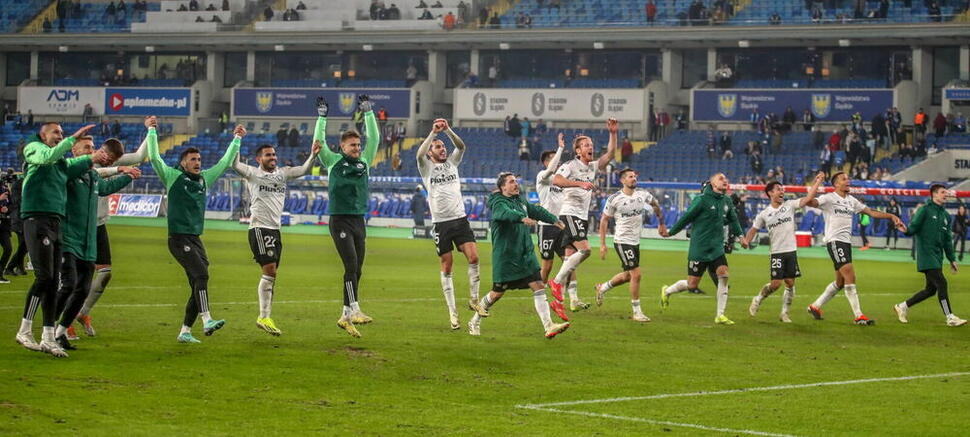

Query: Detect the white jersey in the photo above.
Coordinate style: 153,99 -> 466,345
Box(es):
816,192 -> 866,244
604,189 -> 656,246
752,199 -> 800,254
417,148 -> 465,223
535,147 -> 565,216
233,154 -> 314,230
555,158 -> 597,218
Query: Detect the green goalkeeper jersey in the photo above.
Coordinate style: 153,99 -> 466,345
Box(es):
668,184 -> 743,262
313,112 -> 379,216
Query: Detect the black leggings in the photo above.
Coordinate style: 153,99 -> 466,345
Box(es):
955,231 -> 966,259
22,216 -> 63,327
0,219 -> 11,274
905,269 -> 952,316
7,230 -> 28,272
885,226 -> 899,247
330,215 -> 366,307
56,253 -> 94,329
168,234 -> 211,327
859,223 -> 869,246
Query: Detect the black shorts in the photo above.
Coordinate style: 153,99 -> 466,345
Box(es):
432,217 -> 476,256
95,224 -> 111,265
249,227 -> 283,266
492,271 -> 543,292
826,241 -> 852,270
614,243 -> 640,271
769,251 -> 801,280
538,223 -> 565,260
559,215 -> 589,246
687,255 -> 727,277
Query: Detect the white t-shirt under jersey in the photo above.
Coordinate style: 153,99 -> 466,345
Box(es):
752,199 -> 800,254
555,158 -> 597,218
417,148 -> 465,223
816,192 -> 866,244
233,155 -> 314,230
603,189 -> 656,246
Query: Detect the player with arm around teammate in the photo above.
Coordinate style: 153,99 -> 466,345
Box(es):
593,169 -> 665,322
740,172 -> 824,323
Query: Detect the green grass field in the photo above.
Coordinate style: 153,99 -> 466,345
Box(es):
1,220 -> 968,436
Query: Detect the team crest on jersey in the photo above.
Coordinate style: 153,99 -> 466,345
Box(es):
42,237 -> 50,246
811,94 -> 831,118
340,231 -> 347,239
255,92 -> 274,114
184,245 -> 191,252
339,93 -> 356,114
717,94 -> 738,118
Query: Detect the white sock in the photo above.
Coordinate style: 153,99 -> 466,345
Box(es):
200,311 -> 212,324
666,279 -> 689,296
440,272 -> 457,314
18,318 -> 32,335
554,251 -> 586,284
600,280 -> 614,292
631,299 -> 642,314
756,283 -> 774,302
812,282 -> 841,308
350,301 -> 361,312
180,325 -> 191,335
481,294 -> 494,310
55,325 -> 66,338
342,305 -> 352,317
258,275 -> 275,319
844,284 -> 863,318
533,290 -> 553,329
41,326 -> 55,342
782,286 -> 795,314
468,263 -> 480,301
567,280 -> 579,302
716,276 -> 729,317
80,267 -> 111,316
898,301 -> 909,310
470,312 -> 481,326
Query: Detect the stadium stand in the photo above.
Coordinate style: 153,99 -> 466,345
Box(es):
0,0 -> 51,33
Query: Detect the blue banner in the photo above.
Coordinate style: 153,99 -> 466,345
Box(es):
233,88 -> 411,118
944,88 -> 970,101
693,89 -> 894,121
104,88 -> 191,116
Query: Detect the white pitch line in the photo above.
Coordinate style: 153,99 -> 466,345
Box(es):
518,405 -> 797,437
518,372 -> 970,409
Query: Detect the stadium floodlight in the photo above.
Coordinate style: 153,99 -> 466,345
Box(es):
274,45 -> 285,52
593,42 -> 604,50
838,39 -> 851,47
58,46 -> 69,52
362,44 -> 374,51
738,40 -> 750,48
499,43 -> 510,50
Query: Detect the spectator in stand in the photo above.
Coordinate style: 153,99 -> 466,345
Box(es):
549,0 -> 561,10
707,130 -> 718,158
646,0 -> 658,22
417,0 -> 428,7
802,109 -> 816,132
933,112 -> 948,138
675,109 -> 688,130
189,0 -> 199,11
749,108 -> 761,130
82,103 -> 94,123
954,204 -> 967,261
406,63 -> 417,86
111,119 -> 122,137
178,4 -> 188,11
503,115 -> 512,138
223,0 -> 231,11
914,107 -> 928,141
211,14 -> 223,22
523,14 -> 533,27
488,63 -> 498,86
621,137 -> 634,162
263,6 -> 273,20
106,1 -> 117,20
488,12 -> 501,29
42,18 -> 52,33
419,8 -> 433,19
720,131 -> 733,159
478,7 -> 489,27
535,119 -> 547,136
206,3 -> 217,11
288,125 -> 300,149
782,106 -> 797,133
276,125 -> 288,148
443,11 -> 456,29
516,12 -> 526,28
457,1 -> 468,24
953,113 -> 967,132
656,108 -> 670,138
520,117 -> 531,142
518,138 -> 530,160
928,2 -> 942,21
889,107 -> 902,145
195,16 -> 206,22
100,120 -> 111,138
769,12 -> 781,24
369,0 -> 380,19
509,114 -> 522,146
431,0 -> 443,7
394,122 -> 406,155
811,7 -> 823,23
714,64 -> 733,87
870,110 -> 887,148
750,150 -> 763,174
878,0 -> 889,18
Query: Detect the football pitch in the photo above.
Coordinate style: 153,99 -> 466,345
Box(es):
1,220 -> 968,436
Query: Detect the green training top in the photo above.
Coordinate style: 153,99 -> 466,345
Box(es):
21,135 -> 93,219
147,127 -> 240,235
905,201 -> 956,272
64,170 -> 132,261
313,112 -> 379,216
668,184 -> 743,263
487,192 -> 558,283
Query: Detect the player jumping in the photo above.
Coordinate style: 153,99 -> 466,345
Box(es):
548,118 -> 618,312
415,118 -> 484,330
232,139 -> 320,336
660,173 -> 743,325
739,173 -> 824,323
804,172 -> 902,325
594,169 -> 665,322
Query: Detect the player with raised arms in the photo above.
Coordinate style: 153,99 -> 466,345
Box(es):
804,172 -> 902,325
415,118 -> 484,330
739,172 -> 824,323
232,138 -> 320,336
594,169 -> 665,322
660,173 -> 743,325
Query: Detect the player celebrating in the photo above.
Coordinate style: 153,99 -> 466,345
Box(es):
54,137 -> 139,352
535,134 -> 566,282
594,169 -> 665,322
660,173 -> 743,325
232,139 -> 321,336
804,172 -> 902,325
548,118 -> 618,311
147,116 -> 243,343
313,95 -> 380,338
893,184 -> 967,327
14,122 -> 106,356
739,173 -> 824,323
415,118 -> 483,330
73,135 -> 150,338
468,172 -> 570,338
